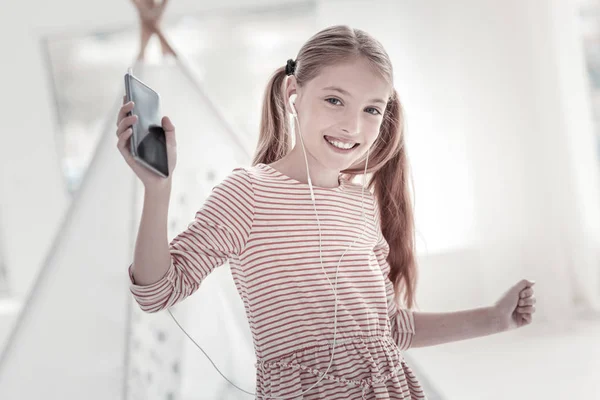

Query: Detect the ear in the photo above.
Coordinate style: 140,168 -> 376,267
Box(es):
284,75 -> 298,114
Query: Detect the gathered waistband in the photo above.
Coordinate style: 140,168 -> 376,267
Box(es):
317,334 -> 391,347
254,334 -> 406,393
255,334 -> 395,369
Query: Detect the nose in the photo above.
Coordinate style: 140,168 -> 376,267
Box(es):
340,110 -> 361,135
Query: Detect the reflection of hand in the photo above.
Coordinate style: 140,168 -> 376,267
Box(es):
131,0 -> 168,25
130,0 -> 176,59
493,279 -> 536,331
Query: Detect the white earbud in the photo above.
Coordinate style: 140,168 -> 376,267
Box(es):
289,96 -> 297,117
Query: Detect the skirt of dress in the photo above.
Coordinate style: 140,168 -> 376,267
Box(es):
254,335 -> 427,400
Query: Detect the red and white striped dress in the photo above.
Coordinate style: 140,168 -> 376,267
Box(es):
128,163 -> 426,400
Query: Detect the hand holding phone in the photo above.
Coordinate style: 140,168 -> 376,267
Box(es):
116,69 -> 178,189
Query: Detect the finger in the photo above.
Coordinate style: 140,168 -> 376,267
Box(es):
117,128 -> 135,163
520,288 -> 534,298
517,306 -> 535,314
518,297 -> 536,307
522,313 -> 532,324
117,114 -> 138,136
116,102 -> 135,127
117,128 -> 133,148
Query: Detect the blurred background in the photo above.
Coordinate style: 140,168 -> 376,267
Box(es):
0,0 -> 599,399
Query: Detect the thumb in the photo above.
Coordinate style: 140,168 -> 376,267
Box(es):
162,116 -> 176,147
162,116 -> 175,132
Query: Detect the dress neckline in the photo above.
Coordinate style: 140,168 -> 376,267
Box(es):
257,163 -> 346,191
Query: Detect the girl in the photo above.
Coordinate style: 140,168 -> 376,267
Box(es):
116,25 -> 537,400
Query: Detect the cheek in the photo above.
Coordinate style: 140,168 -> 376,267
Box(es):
302,111 -> 335,139
364,126 -> 381,146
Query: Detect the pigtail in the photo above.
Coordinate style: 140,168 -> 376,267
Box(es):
372,90 -> 418,309
252,67 -> 291,165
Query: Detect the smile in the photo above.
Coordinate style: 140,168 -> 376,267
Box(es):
324,135 -> 359,151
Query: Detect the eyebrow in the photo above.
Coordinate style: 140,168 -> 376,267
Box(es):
322,86 -> 387,105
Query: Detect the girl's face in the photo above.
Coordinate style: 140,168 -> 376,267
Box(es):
286,58 -> 391,172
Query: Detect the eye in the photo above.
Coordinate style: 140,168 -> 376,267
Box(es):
325,98 -> 382,116
325,98 -> 342,106
365,107 -> 381,116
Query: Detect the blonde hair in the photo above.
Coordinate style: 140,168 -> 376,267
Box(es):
252,25 -> 418,309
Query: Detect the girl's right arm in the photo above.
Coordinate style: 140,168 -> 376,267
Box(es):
116,97 -> 255,313
115,96 -> 179,285
127,170 -> 254,313
130,184 -> 172,286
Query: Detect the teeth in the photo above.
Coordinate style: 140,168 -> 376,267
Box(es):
326,137 -> 356,149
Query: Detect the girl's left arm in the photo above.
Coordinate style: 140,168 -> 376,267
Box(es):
410,279 -> 536,348
411,306 -> 504,348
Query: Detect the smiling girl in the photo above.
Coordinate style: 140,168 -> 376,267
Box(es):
117,25 -> 537,400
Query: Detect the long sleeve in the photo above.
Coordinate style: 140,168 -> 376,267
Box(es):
128,167 -> 255,313
371,197 -> 415,351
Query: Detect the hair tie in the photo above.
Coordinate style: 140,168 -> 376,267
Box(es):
285,59 -> 297,76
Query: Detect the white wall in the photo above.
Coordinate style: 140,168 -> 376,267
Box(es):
0,98 -> 135,399
317,0 -> 600,316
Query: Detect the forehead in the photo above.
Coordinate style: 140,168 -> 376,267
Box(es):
306,58 -> 391,100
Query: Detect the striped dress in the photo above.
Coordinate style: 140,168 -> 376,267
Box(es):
128,163 -> 426,400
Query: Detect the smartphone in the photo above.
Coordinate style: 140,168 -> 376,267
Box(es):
124,68 -> 169,178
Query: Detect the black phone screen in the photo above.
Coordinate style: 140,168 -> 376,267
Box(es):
125,74 -> 169,177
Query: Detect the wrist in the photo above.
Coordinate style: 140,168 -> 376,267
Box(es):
144,179 -> 172,199
487,305 -> 510,333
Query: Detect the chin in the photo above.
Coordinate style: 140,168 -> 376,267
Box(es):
317,155 -> 359,173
